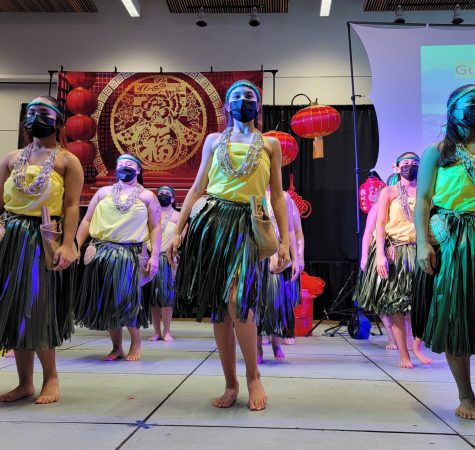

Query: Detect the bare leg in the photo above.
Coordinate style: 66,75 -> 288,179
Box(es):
381,315 -> 398,350
148,307 -> 162,341
104,329 -> 124,361
35,348 -> 59,404
161,307 -> 174,342
213,312 -> 239,408
0,349 -> 35,402
231,300 -> 267,411
261,335 -> 270,345
405,315 -> 414,351
391,314 -> 413,368
126,327 -> 142,361
257,334 -> 264,364
412,337 -> 432,365
271,335 -> 286,361
446,352 -> 475,420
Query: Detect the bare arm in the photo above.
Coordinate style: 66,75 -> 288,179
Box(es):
145,191 -> 161,276
291,199 -> 305,270
375,187 -> 390,279
415,145 -> 439,274
360,202 -> 378,270
76,188 -> 103,248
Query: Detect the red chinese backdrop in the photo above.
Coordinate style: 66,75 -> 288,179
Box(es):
57,71 -> 264,204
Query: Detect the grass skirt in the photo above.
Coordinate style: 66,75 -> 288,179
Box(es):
144,252 -> 175,308
175,196 -> 262,323
75,240 -> 149,330
355,240 -> 416,316
258,266 -> 299,338
414,212 -> 475,356
0,212 -> 75,351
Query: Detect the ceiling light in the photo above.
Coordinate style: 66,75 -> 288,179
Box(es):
196,7 -> 207,27
249,7 -> 260,27
320,0 -> 332,17
121,0 -> 140,18
452,4 -> 464,24
394,5 -> 405,24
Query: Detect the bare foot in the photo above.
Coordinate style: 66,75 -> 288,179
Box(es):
0,384 -> 35,402
399,357 -> 414,369
35,377 -> 59,404
104,348 -> 124,361
163,333 -> 174,342
248,378 -> 267,411
212,387 -> 239,408
386,341 -> 398,351
3,350 -> 15,358
272,339 -> 286,362
261,336 -> 270,345
283,338 -> 295,345
413,347 -> 433,365
456,398 -> 475,420
126,343 -> 141,361
148,334 -> 162,341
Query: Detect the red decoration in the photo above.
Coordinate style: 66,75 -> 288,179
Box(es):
359,174 -> 386,214
263,131 -> 299,166
287,174 -> 312,218
294,272 -> 325,336
64,72 -> 96,89
67,141 -> 95,165
66,88 -> 97,115
65,115 -> 96,141
291,102 -> 341,159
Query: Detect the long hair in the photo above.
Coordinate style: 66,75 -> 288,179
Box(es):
439,84 -> 475,167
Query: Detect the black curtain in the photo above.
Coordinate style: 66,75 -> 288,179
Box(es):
262,105 -> 379,317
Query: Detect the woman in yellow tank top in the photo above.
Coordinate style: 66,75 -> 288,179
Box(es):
75,155 -> 161,362
0,96 -> 84,404
145,186 -> 180,343
413,84 -> 475,420
356,152 -> 432,369
168,80 -> 290,411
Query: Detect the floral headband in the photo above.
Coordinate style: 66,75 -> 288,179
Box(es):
117,154 -> 142,168
447,86 -> 475,109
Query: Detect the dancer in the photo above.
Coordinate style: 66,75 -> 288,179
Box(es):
356,152 -> 431,368
169,80 -> 290,411
147,186 -> 179,342
75,154 -> 161,361
0,95 -> 83,403
257,190 -> 300,362
414,85 -> 475,419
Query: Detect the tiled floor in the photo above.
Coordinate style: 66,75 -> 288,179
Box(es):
1,321 -> 475,450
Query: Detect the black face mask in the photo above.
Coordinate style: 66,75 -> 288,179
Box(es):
158,194 -> 173,207
399,165 -> 418,182
25,113 -> 56,138
116,166 -> 137,182
229,100 -> 258,123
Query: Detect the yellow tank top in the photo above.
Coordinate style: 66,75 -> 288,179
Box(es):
90,195 -> 149,243
207,142 -> 271,203
3,166 -> 64,217
433,162 -> 475,212
161,220 -> 176,252
385,196 -> 416,242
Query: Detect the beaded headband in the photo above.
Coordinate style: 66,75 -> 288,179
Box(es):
447,86 -> 475,109
26,100 -> 65,122
117,154 -> 142,168
225,80 -> 261,104
158,185 -> 175,196
395,154 -> 420,165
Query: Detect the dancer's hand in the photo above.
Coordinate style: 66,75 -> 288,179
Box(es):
273,242 -> 290,274
376,253 -> 389,279
290,258 -> 300,281
146,255 -> 159,278
53,244 -> 78,271
167,233 -> 181,269
417,243 -> 436,275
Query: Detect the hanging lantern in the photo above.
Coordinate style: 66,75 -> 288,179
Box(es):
66,88 -> 97,115
287,174 -> 312,218
291,102 -> 341,159
64,72 -> 96,89
359,172 -> 386,214
65,115 -> 96,141
263,131 -> 299,166
67,141 -> 95,166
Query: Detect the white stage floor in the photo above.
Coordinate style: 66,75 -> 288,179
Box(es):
1,321 -> 475,450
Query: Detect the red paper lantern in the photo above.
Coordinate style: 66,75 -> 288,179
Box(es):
67,141 -> 95,165
64,72 -> 96,89
65,115 -> 96,141
66,88 -> 97,115
291,103 -> 341,159
359,174 -> 386,213
263,131 -> 299,166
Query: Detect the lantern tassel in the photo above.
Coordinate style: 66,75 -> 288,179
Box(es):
313,137 -> 324,159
